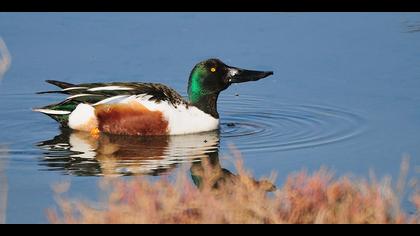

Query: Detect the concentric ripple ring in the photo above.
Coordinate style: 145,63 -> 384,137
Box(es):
219,95 -> 366,153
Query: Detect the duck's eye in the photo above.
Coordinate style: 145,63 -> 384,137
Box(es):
210,67 -> 216,73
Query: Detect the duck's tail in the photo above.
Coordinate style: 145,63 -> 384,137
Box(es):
33,80 -> 79,126
36,80 -> 76,94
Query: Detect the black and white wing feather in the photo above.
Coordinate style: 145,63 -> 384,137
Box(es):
34,80 -> 188,125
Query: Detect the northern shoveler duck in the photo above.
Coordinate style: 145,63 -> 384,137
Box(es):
34,58 -> 273,136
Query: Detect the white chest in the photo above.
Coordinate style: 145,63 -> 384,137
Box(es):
135,96 -> 220,135
164,104 -> 220,135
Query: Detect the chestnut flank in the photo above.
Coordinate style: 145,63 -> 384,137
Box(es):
95,101 -> 169,136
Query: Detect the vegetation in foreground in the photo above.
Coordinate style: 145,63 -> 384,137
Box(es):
48,150 -> 419,224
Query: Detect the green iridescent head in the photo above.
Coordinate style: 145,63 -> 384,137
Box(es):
187,58 -> 273,117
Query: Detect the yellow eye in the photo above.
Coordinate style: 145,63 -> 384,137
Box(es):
210,67 -> 216,73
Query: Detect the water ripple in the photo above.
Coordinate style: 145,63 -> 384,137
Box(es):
219,95 -> 366,153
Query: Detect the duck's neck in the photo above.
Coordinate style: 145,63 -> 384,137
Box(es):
188,67 -> 220,119
189,93 -> 220,119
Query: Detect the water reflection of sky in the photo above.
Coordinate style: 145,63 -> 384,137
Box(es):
0,145 -> 8,224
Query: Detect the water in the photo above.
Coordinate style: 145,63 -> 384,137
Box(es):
0,13 -> 420,223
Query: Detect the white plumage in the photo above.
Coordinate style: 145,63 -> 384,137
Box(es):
87,86 -> 135,91
67,95 -> 219,135
68,103 -> 98,132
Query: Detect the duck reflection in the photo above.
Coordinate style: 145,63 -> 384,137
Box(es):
190,153 -> 276,192
37,129 -> 275,191
37,128 -> 219,176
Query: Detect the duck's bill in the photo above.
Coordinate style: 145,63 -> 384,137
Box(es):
227,66 -> 273,84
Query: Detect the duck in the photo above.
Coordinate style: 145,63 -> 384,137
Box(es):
34,58 -> 273,136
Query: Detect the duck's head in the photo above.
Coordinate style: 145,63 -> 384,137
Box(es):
188,58 -> 273,118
